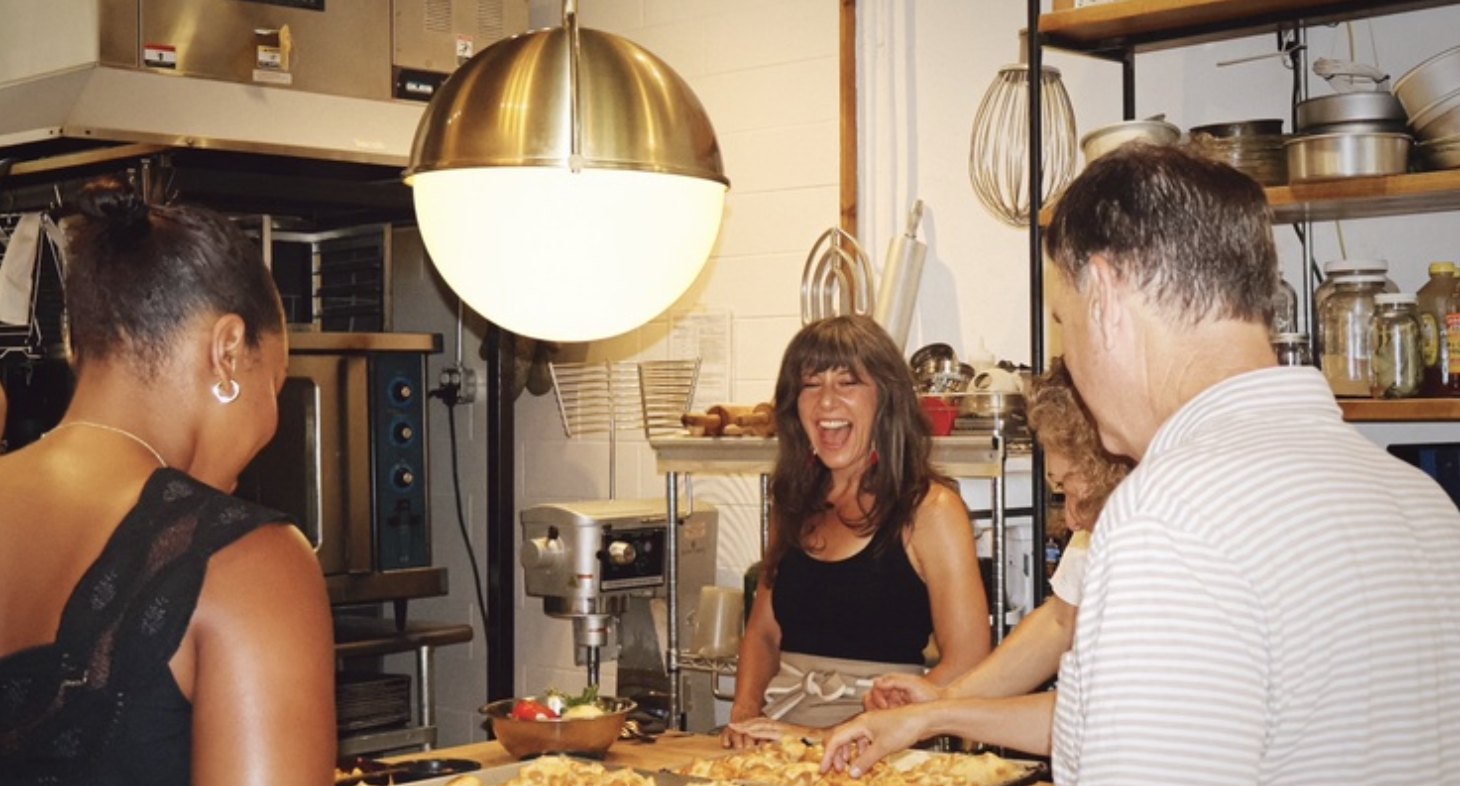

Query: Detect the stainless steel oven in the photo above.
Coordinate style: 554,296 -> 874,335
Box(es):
235,331 -> 442,600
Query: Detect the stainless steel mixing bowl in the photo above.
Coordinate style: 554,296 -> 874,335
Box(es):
480,696 -> 636,759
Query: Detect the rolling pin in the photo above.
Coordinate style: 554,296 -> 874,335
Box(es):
680,411 -> 725,437
681,404 -> 760,437
732,402 -> 776,437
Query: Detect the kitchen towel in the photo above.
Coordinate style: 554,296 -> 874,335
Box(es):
0,213 -> 41,327
762,651 -> 922,727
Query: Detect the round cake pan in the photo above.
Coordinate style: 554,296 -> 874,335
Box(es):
1418,134 -> 1460,169
1285,132 -> 1412,181
1410,88 -> 1460,141
1396,45 -> 1460,120
1296,92 -> 1406,132
1080,119 -> 1181,163
1190,119 -> 1284,138
1300,119 -> 1410,135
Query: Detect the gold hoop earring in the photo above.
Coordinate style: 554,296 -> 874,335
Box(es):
212,379 -> 240,405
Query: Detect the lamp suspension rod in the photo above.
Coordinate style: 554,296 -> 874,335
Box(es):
565,0 -> 584,173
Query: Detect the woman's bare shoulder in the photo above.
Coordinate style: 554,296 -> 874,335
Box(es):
207,522 -> 324,593
906,481 -> 974,547
916,481 -> 970,521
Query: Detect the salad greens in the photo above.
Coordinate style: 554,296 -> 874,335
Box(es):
543,684 -> 599,713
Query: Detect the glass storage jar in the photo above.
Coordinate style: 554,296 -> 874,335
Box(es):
1417,261 -> 1457,396
1318,274 -> 1388,397
1370,293 -> 1422,399
1272,278 -> 1299,335
1271,332 -> 1313,367
1313,259 -> 1400,312
1314,261 -> 1399,361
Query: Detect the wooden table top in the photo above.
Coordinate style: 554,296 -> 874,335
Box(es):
408,733 -> 729,772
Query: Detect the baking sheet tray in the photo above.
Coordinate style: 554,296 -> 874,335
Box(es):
335,757 -> 482,786
402,757 -> 693,786
885,750 -> 1047,786
376,750 -> 1047,786
673,747 -> 1047,786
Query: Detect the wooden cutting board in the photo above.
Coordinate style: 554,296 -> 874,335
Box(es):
388,733 -> 731,773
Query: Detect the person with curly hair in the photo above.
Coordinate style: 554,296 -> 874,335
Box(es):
721,315 -> 990,748
816,358 -> 1133,764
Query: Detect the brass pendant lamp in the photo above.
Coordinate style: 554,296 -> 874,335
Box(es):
405,0 -> 729,342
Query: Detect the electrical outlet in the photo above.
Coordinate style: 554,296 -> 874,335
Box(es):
440,365 -> 479,405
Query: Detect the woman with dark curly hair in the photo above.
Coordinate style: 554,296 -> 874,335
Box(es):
721,315 -> 990,748
0,178 -> 334,785
820,357 -> 1133,768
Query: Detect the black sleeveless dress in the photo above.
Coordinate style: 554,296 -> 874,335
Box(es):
0,469 -> 291,786
772,535 -> 933,665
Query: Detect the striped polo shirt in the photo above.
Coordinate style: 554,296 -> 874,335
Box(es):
1052,366 -> 1460,785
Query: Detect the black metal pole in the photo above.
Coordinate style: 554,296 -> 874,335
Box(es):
1027,0 -> 1049,609
484,323 -> 516,701
1123,49 -> 1137,119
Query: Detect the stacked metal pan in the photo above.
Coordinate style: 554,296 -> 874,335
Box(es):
1189,119 -> 1289,185
1287,91 -> 1412,181
1396,45 -> 1460,170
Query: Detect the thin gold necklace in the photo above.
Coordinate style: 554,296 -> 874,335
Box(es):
48,421 -> 167,468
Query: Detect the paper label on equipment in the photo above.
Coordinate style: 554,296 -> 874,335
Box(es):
456,35 -> 474,66
252,69 -> 293,86
256,46 -> 283,71
143,44 -> 177,69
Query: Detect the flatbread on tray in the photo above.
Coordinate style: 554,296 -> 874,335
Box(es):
677,737 -> 1036,786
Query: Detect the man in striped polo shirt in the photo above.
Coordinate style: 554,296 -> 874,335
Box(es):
1043,144 -> 1460,785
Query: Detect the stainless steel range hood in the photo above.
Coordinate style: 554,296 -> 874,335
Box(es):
0,0 -> 528,168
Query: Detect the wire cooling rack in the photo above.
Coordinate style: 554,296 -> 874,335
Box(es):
549,359 -> 700,497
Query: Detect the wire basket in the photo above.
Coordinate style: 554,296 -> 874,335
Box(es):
549,359 -> 701,440
549,359 -> 700,499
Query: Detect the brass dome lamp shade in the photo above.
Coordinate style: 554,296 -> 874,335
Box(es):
404,1 -> 729,342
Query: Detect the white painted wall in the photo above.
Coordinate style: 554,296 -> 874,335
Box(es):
399,0 -> 1460,748
0,0 -> 99,83
859,2 -> 1460,368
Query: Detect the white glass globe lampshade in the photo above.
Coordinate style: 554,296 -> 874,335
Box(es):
412,168 -> 725,342
405,14 -> 729,342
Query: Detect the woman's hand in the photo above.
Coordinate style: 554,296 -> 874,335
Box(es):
722,705 -> 770,749
724,571 -> 782,748
862,673 -> 941,710
818,706 -> 923,779
726,717 -> 815,746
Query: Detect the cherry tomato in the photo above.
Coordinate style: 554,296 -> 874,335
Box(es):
511,700 -> 558,721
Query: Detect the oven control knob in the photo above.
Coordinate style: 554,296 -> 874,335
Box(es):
392,421 -> 415,444
392,466 -> 416,489
521,537 -> 564,569
390,378 -> 414,403
607,541 -> 637,566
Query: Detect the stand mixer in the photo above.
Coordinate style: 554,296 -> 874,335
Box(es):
520,499 -> 717,696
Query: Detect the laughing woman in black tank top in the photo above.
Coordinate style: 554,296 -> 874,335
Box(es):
721,316 -> 990,749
